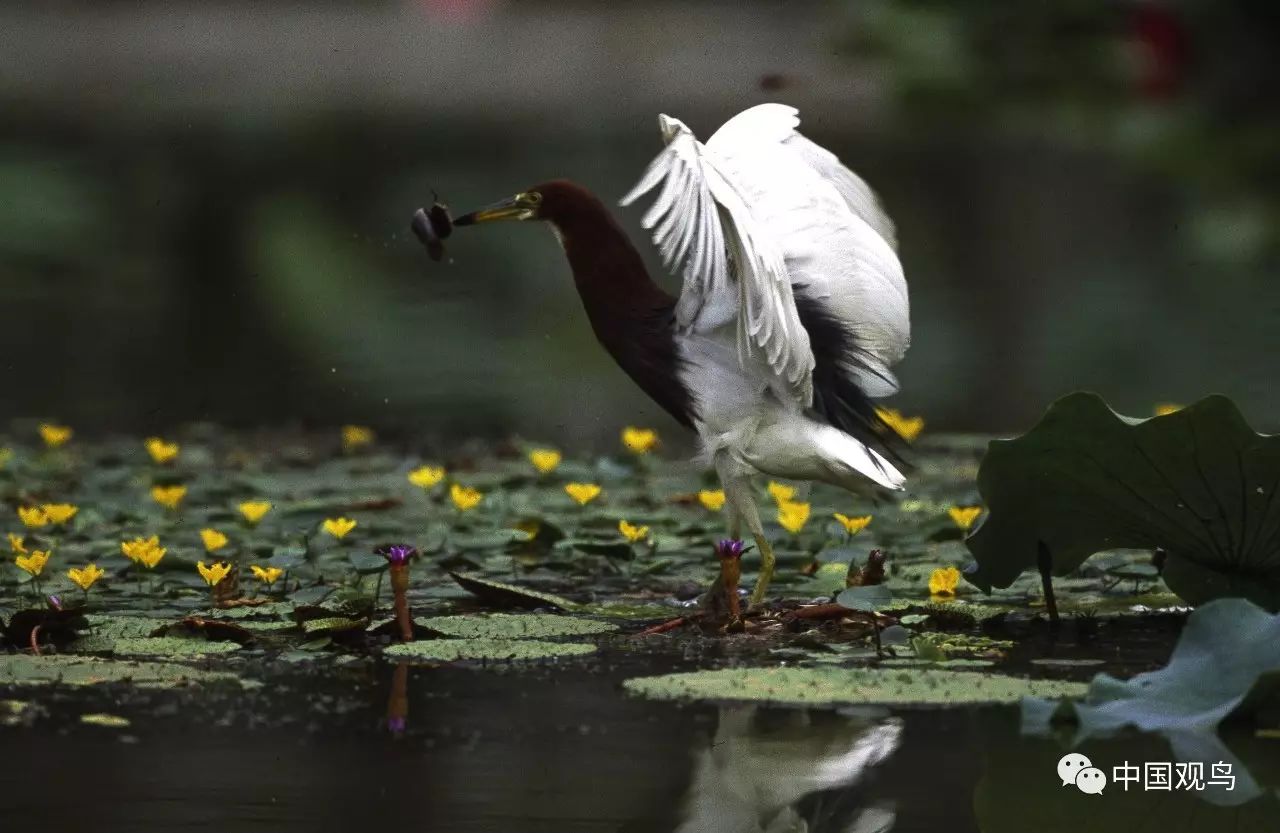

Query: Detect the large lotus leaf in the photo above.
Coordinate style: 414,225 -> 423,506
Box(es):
1027,598 -> 1280,736
967,393 -> 1280,610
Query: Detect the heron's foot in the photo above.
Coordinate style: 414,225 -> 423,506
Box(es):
747,535 -> 775,609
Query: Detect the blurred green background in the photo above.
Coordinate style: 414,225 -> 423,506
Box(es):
1,1 -> 1276,449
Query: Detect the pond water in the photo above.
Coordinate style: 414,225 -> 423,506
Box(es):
4,638 -> 1277,833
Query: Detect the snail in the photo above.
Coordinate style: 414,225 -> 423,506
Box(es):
410,194 -> 453,262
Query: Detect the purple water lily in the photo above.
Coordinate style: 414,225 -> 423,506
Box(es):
376,544 -> 418,566
714,539 -> 746,560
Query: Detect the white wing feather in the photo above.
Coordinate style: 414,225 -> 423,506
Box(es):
706,104 -> 909,397
622,104 -> 908,407
621,117 -> 814,403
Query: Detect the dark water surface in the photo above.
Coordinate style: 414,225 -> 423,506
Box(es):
3,640 -> 1278,833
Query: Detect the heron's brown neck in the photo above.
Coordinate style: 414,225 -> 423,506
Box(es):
548,207 -> 694,428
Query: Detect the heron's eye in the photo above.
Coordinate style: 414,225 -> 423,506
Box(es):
526,192 -> 543,206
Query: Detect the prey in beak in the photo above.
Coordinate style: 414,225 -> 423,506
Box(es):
453,191 -> 542,226
410,195 -> 453,262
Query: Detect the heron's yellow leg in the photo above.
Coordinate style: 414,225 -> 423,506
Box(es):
715,454 -> 774,610
747,532 -> 775,608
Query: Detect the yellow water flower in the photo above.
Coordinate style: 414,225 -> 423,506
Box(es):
777,500 -> 811,534
145,437 -> 180,464
766,481 -> 796,504
199,528 -> 229,552
698,489 -> 726,511
528,448 -> 562,474
151,485 -> 188,510
120,536 -> 158,563
341,425 -> 375,453
621,426 -> 658,454
947,506 -> 983,531
0,447 -> 11,469
38,423 -> 73,448
251,565 -> 284,586
42,503 -> 79,525
929,566 -> 962,597
322,517 -> 358,539
408,465 -> 446,489
876,408 -> 925,442
618,519 -> 650,543
565,482 -> 602,506
16,549 -> 50,577
197,560 -> 232,587
68,563 -> 105,591
136,543 -> 167,569
450,484 -> 483,512
121,536 -> 165,568
833,513 -> 872,535
8,533 -> 26,554
17,506 -> 49,528
1154,403 -> 1182,416
238,500 -> 272,525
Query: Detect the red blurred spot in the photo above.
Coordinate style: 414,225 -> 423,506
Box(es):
1131,3 -> 1190,99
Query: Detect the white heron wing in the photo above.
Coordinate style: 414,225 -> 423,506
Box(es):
621,116 -> 815,404
706,103 -> 909,397
707,103 -> 897,249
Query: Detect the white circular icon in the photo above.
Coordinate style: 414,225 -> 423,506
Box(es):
1075,766 -> 1107,794
1057,753 -> 1092,786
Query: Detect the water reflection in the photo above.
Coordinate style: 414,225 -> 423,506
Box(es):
4,658 -> 1276,832
676,707 -> 901,833
386,661 -> 409,737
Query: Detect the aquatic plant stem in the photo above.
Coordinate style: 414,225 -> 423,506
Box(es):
390,563 -> 413,641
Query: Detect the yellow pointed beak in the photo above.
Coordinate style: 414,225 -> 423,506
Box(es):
454,193 -> 539,225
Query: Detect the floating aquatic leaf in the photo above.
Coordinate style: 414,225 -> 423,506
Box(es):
348,553 -> 387,574
448,572 -> 579,611
108,637 -> 243,657
967,393 -> 1280,610
1026,598 -> 1280,736
414,613 -> 618,639
300,617 -> 368,635
0,654 -> 242,688
624,666 -> 1086,707
836,585 -> 892,613
79,713 -> 131,728
384,638 -> 597,662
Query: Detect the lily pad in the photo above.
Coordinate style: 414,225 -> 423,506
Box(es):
623,666 -> 1087,707
967,393 -> 1280,610
383,638 -> 597,662
414,613 -> 618,639
448,572 -> 579,611
0,654 -> 241,688
109,637 -> 243,657
79,713 -> 132,728
836,585 -> 893,612
301,616 -> 369,635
